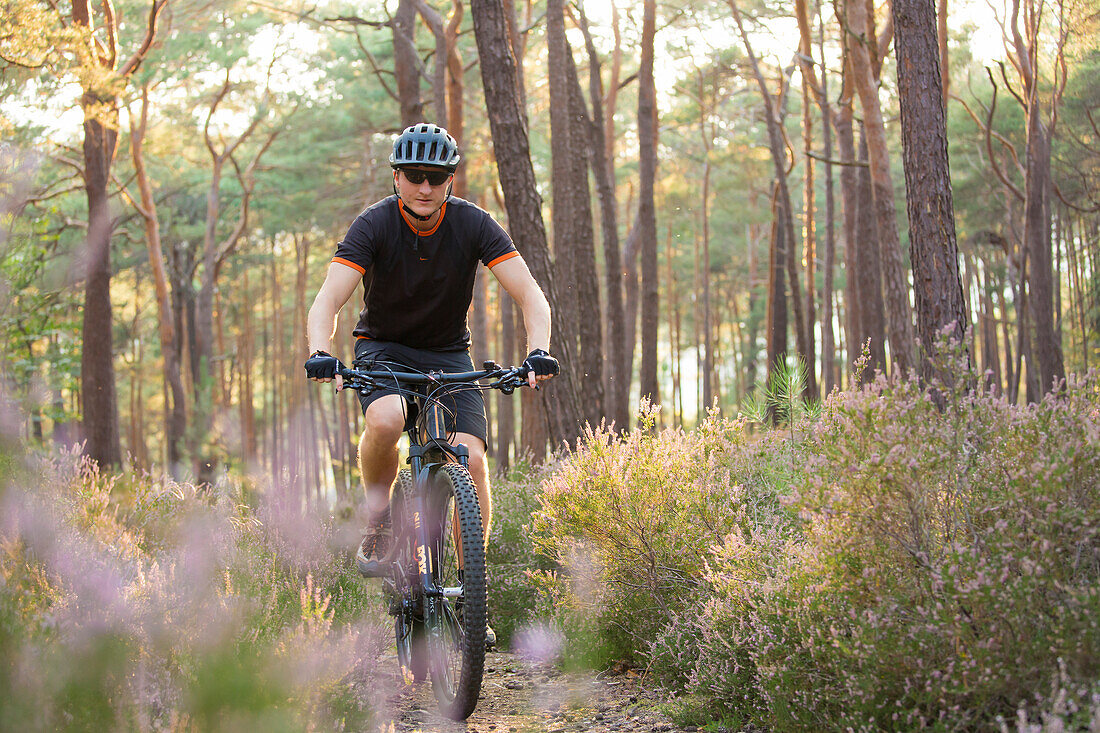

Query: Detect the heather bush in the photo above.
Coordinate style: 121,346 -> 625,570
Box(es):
0,445 -> 389,730
484,457 -> 560,649
529,404 -> 800,669
656,369 -> 1100,730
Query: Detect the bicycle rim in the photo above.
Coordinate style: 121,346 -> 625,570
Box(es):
394,611 -> 428,684
425,463 -> 486,720
391,469 -> 428,684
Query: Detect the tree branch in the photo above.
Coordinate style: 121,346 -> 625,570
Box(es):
806,149 -> 867,167
118,0 -> 168,77
980,68 -> 1026,201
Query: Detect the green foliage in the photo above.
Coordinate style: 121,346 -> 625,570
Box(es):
0,445 -> 388,729
740,357 -> 820,430
646,368 -> 1100,731
484,457 -> 558,649
528,403 -> 798,670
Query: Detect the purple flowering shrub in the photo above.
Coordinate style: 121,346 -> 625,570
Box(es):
529,404 -> 800,669
653,370 -> 1100,730
0,446 -> 389,729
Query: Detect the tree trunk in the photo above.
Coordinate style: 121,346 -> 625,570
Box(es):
79,111 -> 123,468
637,0 -> 660,408
892,0 -> 970,385
698,71 -> 715,411
833,68 -> 863,376
394,0 -> 423,126
1023,112 -> 1064,391
128,87 -> 186,474
497,293 -> 515,469
446,0 -> 467,196
239,268 -> 257,462
981,260 -> 1002,391
845,0 -> 916,373
856,130 -> 888,376
801,74 -> 818,401
818,9 -> 838,393
548,0 -> 593,423
414,0 -> 448,121
765,185 -> 789,382
937,0 -> 949,104
729,0 -> 798,386
576,3 -> 628,431
565,53 -> 606,425
471,0 -> 584,448
623,219 -> 640,408
72,0 -> 166,469
795,0 -> 820,400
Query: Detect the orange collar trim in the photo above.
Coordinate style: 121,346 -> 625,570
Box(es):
399,201 -> 447,237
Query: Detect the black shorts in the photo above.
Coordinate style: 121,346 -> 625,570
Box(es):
353,338 -> 488,444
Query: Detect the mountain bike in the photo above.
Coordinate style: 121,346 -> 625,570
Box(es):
336,358 -> 530,721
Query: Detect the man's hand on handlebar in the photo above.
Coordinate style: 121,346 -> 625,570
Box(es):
305,350 -> 345,389
522,348 -> 560,389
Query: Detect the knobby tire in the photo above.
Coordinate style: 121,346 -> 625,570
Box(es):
426,463 -> 486,720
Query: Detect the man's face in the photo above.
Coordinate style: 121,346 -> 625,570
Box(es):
394,166 -> 453,219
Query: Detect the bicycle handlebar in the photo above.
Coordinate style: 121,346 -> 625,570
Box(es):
335,360 -> 532,396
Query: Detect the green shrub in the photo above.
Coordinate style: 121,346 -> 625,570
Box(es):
485,457 -> 558,649
529,404 -> 799,669
655,369 -> 1100,731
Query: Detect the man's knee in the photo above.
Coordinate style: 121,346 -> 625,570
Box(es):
456,433 -> 486,462
361,395 -> 406,447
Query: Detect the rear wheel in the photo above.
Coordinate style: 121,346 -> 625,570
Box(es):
394,611 -> 428,683
391,470 -> 428,684
424,463 -> 486,720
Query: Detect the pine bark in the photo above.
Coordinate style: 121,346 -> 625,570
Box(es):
394,0 -> 423,125
1023,113 -> 1064,391
818,10 -> 839,393
637,0 -> 660,407
547,0 -> 602,427
856,130 -> 888,375
72,0 -> 168,468
844,0 -> 916,373
892,0 -> 970,384
576,4 -> 628,431
470,0 -> 584,447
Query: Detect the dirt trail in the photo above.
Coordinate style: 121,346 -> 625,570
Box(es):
372,650 -> 724,733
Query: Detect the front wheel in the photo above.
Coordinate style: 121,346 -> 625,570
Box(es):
424,463 -> 486,720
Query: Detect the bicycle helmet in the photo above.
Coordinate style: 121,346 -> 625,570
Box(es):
389,123 -> 461,172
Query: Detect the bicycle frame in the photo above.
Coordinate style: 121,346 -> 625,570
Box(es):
405,397 -> 468,603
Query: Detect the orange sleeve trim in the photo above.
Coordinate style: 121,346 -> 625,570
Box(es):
355,335 -> 373,341
331,257 -> 366,275
399,201 -> 447,237
487,251 -> 520,269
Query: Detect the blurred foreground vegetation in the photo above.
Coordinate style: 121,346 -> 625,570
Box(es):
3,364 -> 1099,731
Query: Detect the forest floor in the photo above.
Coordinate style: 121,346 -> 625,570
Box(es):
367,649 -> 741,733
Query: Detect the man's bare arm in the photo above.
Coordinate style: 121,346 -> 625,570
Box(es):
490,255 -> 556,387
489,255 -> 551,353
306,262 -> 362,382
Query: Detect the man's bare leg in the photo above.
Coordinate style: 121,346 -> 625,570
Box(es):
358,394 -> 407,517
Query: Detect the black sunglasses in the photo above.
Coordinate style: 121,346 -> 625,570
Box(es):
401,169 -> 452,186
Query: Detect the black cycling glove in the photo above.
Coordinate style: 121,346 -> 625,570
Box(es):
304,350 -> 343,380
523,348 -> 560,377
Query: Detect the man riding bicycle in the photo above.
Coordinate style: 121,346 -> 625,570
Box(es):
304,123 -> 560,647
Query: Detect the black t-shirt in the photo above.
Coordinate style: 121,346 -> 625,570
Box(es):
332,196 -> 519,350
